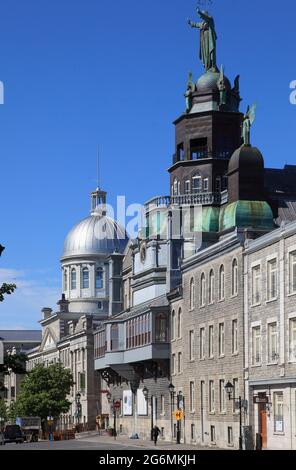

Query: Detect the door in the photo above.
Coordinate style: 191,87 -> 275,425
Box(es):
260,410 -> 267,449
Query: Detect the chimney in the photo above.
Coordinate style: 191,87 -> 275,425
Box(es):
42,307 -> 52,320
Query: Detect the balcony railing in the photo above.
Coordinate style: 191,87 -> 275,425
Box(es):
145,192 -> 226,212
173,148 -> 233,164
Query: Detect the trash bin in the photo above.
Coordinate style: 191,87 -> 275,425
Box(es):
255,433 -> 262,450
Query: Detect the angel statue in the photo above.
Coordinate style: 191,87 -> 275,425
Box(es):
188,8 -> 217,71
242,103 -> 257,146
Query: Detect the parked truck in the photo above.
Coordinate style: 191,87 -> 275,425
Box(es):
15,417 -> 41,443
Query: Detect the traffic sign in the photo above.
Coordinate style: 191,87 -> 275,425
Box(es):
173,410 -> 184,420
113,400 -> 121,409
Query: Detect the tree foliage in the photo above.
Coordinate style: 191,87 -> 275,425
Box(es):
0,245 -> 16,302
0,398 -> 7,422
0,353 -> 27,375
15,363 -> 74,422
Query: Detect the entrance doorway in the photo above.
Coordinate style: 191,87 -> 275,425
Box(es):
258,404 -> 267,449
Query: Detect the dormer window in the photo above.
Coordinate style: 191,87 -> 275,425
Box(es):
82,268 -> 89,289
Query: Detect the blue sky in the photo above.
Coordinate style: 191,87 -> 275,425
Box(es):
0,0 -> 295,329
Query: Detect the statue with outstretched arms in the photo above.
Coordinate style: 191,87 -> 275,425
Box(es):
188,8 -> 217,71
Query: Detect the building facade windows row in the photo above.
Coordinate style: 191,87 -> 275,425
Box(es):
251,318 -> 296,365
189,259 -> 238,310
171,174 -> 227,196
251,251 -> 296,306
199,319 -> 238,361
63,266 -> 104,291
126,313 -> 152,349
185,379 -> 239,415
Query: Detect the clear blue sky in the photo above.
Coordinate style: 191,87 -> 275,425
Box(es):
0,0 -> 295,328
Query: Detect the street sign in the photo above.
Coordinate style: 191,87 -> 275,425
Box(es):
173,410 -> 184,420
113,400 -> 121,409
253,396 -> 269,404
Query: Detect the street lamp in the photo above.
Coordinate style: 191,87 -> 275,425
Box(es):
142,386 -> 154,441
169,383 -> 183,444
225,381 -> 243,450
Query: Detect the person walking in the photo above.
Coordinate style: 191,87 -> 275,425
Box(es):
152,425 -> 161,446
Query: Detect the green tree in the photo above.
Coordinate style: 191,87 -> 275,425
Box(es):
15,363 -> 74,427
0,398 -> 8,424
0,353 -> 27,375
0,245 -> 16,302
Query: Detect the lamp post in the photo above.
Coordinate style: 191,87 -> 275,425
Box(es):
169,383 -> 183,444
225,381 -> 243,450
75,392 -> 82,432
142,386 -> 154,441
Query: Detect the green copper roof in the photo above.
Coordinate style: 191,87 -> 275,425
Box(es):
219,201 -> 275,232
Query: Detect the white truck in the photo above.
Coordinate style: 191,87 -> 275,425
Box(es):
15,417 -> 41,442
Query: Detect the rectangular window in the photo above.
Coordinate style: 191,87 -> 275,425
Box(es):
228,427 -> 233,445
274,392 -> 284,432
171,354 -> 176,375
218,323 -> 225,357
267,258 -> 278,301
178,352 -> 182,374
232,319 -> 238,355
209,325 -> 214,358
209,380 -> 215,413
268,322 -> 278,363
192,176 -> 202,193
289,251 -> 296,294
185,180 -> 191,194
289,318 -> 296,361
252,265 -> 261,305
203,178 -> 209,192
190,381 -> 195,412
252,326 -> 262,364
200,328 -> 205,360
189,330 -> 195,361
210,425 -> 216,443
219,379 -> 225,413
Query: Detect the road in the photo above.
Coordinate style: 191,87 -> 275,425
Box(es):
0,439 -> 150,450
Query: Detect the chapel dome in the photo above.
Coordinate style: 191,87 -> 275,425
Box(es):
196,70 -> 231,94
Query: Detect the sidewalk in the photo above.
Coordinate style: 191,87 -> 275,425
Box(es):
75,431 -> 220,450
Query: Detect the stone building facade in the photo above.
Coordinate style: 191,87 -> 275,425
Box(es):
244,220 -> 296,450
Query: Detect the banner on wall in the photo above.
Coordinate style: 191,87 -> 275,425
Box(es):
123,390 -> 133,416
137,389 -> 148,416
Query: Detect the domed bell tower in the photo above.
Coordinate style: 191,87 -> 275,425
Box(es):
169,8 -> 243,200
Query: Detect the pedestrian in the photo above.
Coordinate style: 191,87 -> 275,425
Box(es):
152,425 -> 161,446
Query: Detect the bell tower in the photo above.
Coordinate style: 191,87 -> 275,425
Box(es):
169,7 -> 243,201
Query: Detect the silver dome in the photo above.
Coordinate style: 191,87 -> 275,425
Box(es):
61,214 -> 129,259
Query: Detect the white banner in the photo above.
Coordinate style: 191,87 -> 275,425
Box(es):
123,390 -> 133,416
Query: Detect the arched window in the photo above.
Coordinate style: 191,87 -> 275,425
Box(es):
232,259 -> 238,296
95,267 -> 103,289
82,268 -> 89,289
155,313 -> 168,342
63,270 -> 68,291
171,310 -> 175,340
219,265 -> 225,301
190,278 -> 195,310
209,269 -> 215,304
177,308 -> 182,338
71,268 -> 76,290
200,273 -> 206,306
